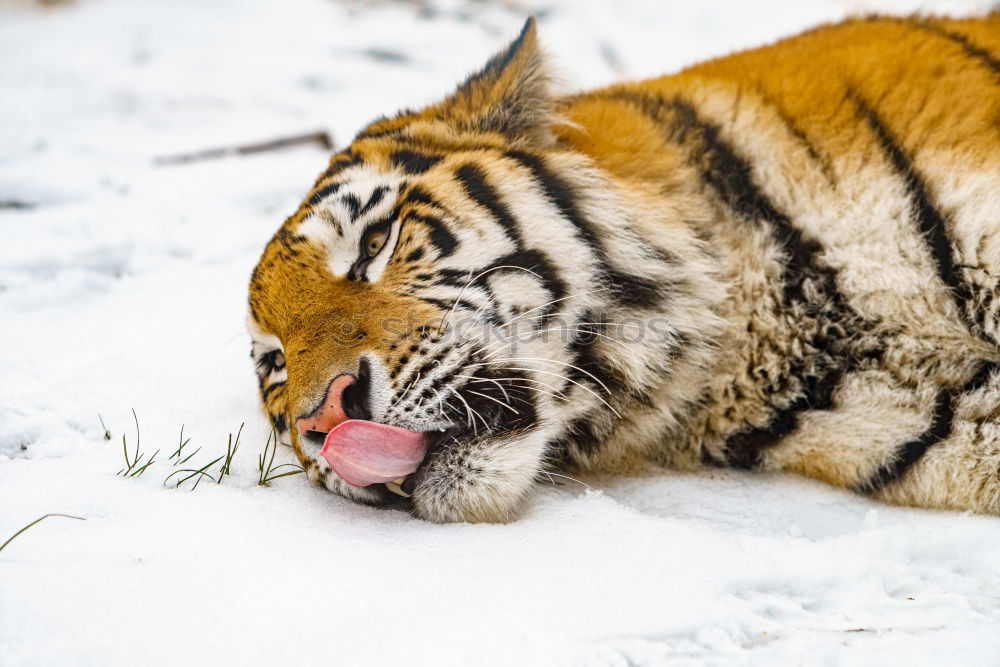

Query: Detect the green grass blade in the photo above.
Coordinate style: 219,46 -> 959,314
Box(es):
169,425 -> 188,462
131,408 -> 140,454
0,514 -> 86,554
129,449 -> 160,477
164,455 -> 224,489
262,468 -> 305,484
178,446 -> 201,465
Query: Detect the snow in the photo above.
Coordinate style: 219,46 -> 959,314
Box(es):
2,0 -> 999,664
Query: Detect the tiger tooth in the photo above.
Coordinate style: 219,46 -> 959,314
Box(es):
385,480 -> 410,498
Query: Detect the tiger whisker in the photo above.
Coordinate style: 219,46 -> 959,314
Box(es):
487,319 -> 639,342
544,471 -> 597,492
448,386 -> 490,436
470,293 -> 497,322
495,366 -> 622,419
390,372 -> 421,410
500,312 -> 646,331
497,287 -> 610,329
438,265 -> 543,334
464,389 -> 520,415
453,373 -> 511,404
496,382 -> 567,403
484,322 -> 642,356
469,356 -> 612,394
455,374 -> 567,400
431,387 -> 447,421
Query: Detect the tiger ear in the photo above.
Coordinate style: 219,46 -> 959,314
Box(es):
434,18 -> 552,145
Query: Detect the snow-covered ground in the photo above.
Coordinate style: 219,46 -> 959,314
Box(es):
2,0 -> 998,664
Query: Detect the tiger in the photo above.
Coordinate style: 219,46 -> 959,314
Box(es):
247,13 -> 1000,523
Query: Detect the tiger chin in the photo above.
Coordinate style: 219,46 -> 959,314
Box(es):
248,14 -> 1000,523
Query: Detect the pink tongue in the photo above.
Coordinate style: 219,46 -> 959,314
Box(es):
319,420 -> 428,487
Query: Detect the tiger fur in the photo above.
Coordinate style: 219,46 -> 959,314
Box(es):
247,14 -> 1000,522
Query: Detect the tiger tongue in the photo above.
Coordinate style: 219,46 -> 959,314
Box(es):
319,420 -> 428,487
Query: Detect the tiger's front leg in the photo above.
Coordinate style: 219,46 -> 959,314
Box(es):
408,427 -> 554,523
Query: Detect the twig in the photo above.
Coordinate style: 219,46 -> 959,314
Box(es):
0,199 -> 35,210
0,514 -> 86,554
154,130 -> 334,166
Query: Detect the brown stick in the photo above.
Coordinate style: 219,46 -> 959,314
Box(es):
154,130 -> 335,166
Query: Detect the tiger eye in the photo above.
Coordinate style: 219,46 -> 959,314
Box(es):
364,229 -> 388,257
272,351 -> 285,369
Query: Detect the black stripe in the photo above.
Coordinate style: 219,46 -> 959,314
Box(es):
405,247 -> 425,263
320,151 -> 362,181
851,91 -> 991,343
564,312 -> 672,430
414,295 -> 479,313
965,359 -> 999,392
726,369 -> 845,469
403,186 -> 434,206
454,163 -> 523,248
601,91 -> 864,464
391,149 -> 444,174
851,91 -> 964,301
966,281 -> 994,341
859,390 -> 953,494
272,413 -> 287,433
551,416 -> 605,457
432,269 -> 469,288
342,193 -> 362,219
667,95 -> 825,305
566,317 -> 620,400
490,248 -> 567,318
505,150 -> 666,309
407,213 -> 458,257
262,381 -> 285,401
857,360 -> 998,494
308,182 -> 342,207
751,85 -> 837,184
605,91 -> 826,306
504,150 -> 605,258
606,270 -> 664,309
358,186 -> 389,217
910,20 -> 1000,80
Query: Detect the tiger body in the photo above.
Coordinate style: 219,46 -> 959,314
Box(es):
248,14 -> 1000,522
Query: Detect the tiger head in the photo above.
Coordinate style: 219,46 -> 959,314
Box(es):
247,19 -> 722,522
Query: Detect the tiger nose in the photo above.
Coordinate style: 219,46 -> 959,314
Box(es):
295,374 -> 358,435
